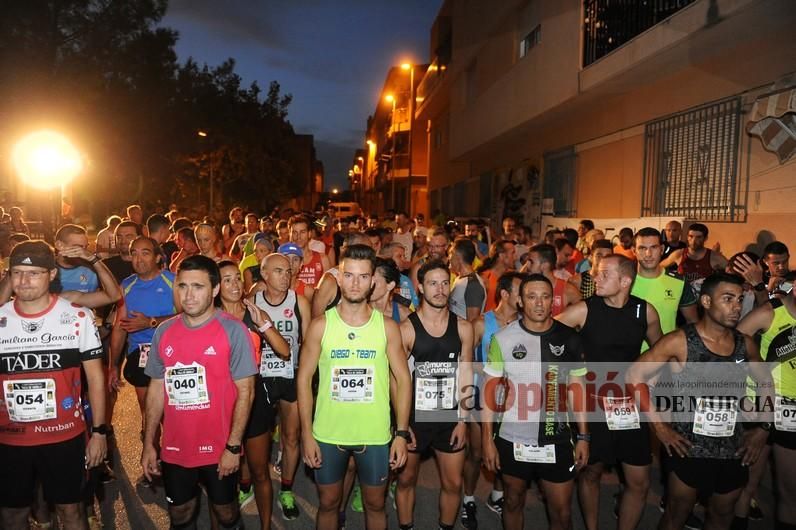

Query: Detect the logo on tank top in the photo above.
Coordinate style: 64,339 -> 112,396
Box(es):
348,332 -> 356,340
21,319 -> 44,334
284,308 -> 294,318
59,312 -> 76,325
549,344 -> 565,357
512,344 -> 527,360
664,289 -> 675,299
165,345 -> 174,357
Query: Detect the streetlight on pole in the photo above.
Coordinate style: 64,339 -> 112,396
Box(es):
385,94 -> 397,210
401,63 -> 415,215
12,130 -> 83,240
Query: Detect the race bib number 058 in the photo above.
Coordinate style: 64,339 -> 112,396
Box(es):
693,398 -> 737,438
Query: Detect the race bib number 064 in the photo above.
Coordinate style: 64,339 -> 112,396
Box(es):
331,367 -> 374,403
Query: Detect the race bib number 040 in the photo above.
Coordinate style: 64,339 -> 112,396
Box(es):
4,378 -> 57,423
165,362 -> 209,407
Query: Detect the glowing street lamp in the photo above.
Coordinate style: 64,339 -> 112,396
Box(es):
332,188 -> 339,195
12,130 -> 83,190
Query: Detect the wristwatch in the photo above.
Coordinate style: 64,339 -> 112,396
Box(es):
91,424 -> 109,435
225,443 -> 242,454
753,282 -> 767,292
576,433 -> 591,442
395,430 -> 412,442
149,317 -> 158,328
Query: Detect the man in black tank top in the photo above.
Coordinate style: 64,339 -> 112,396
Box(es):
627,273 -> 773,530
396,260 -> 474,530
556,254 -> 662,530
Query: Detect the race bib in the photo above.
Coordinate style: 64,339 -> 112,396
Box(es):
415,376 -> 455,411
775,395 -> 796,432
331,367 -> 374,403
4,379 -> 57,423
603,396 -> 640,431
513,442 -> 556,463
165,362 -> 209,406
693,398 -> 737,437
260,350 -> 294,379
138,343 -> 151,369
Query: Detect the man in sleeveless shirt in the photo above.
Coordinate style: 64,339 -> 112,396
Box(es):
628,273 -> 773,530
396,260 -> 474,530
734,270 -> 796,530
482,274 -> 590,530
252,253 -> 310,520
661,223 -> 727,289
297,244 -> 412,530
142,256 -> 257,530
557,254 -> 662,530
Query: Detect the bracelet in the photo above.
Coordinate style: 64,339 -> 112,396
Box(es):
89,255 -> 101,265
576,433 -> 591,442
258,320 -> 273,333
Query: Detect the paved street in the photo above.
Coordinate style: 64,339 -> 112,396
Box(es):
86,384 -> 777,529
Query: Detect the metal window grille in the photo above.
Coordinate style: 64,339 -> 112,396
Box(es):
543,147 -> 578,217
642,97 -> 745,222
519,25 -> 541,59
582,0 -> 697,67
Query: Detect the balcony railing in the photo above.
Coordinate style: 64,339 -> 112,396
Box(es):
416,57 -> 449,110
583,0 -> 697,67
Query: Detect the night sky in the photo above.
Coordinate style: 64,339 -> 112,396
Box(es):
162,0 -> 442,191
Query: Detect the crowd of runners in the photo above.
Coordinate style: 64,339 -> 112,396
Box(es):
0,203 -> 794,530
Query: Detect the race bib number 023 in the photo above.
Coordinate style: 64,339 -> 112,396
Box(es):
331,367 -> 374,403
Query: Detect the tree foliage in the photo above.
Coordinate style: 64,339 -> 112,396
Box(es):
0,0 -> 301,215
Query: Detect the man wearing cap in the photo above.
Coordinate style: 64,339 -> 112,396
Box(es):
0,241 -> 108,529
251,252 -> 311,520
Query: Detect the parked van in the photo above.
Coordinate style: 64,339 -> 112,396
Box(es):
329,202 -> 361,218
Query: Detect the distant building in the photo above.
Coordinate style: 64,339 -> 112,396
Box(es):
285,133 -> 324,212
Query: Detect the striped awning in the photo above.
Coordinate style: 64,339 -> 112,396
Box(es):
746,86 -> 796,164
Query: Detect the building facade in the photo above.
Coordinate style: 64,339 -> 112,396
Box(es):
415,0 -> 796,255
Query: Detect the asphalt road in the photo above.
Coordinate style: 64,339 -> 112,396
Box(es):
80,384 -> 776,529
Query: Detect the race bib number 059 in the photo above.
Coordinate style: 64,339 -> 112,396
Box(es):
331,367 -> 374,403
603,396 -> 640,431
4,378 -> 57,423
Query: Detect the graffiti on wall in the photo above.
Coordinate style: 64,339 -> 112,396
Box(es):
496,165 -> 542,236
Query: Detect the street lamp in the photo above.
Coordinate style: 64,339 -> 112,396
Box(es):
385,94 -> 397,209
12,130 -> 83,239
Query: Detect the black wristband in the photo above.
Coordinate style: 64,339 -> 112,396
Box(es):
89,255 -> 101,265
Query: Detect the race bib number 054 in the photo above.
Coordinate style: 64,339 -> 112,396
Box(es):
4,378 -> 57,423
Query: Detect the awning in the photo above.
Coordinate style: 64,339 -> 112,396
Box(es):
746,85 -> 796,164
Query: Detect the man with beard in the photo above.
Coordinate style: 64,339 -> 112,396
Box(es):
297,244 -> 412,530
252,253 -> 310,520
396,260 -> 474,530
102,221 -> 140,283
142,256 -> 256,530
661,223 -> 728,288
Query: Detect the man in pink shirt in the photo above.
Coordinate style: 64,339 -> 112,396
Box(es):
141,255 -> 256,529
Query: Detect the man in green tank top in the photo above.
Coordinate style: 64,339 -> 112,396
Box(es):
735,271 -> 796,530
297,244 -> 412,530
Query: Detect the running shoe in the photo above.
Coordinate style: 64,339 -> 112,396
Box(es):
461,500 -> 478,529
279,490 -> 300,520
351,484 -> 364,513
486,495 -> 503,516
238,488 -> 255,508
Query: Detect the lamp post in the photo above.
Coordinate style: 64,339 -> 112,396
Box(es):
401,63 -> 415,215
385,94 -> 397,210
12,130 -> 83,240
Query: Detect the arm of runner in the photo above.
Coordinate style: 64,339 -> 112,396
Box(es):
565,282 -> 582,307
737,303 -> 772,336
243,298 -> 290,360
626,331 -> 692,457
645,303 -> 663,347
311,272 -> 337,318
218,375 -> 254,479
711,248 -> 729,271
385,318 -> 411,470
464,277 -> 486,323
297,316 -> 325,468
481,337 -> 505,472
660,248 -> 683,270
554,300 -> 587,330
59,255 -> 122,308
108,301 -> 129,392
83,357 -> 108,468
568,373 -> 589,468
737,335 -> 775,466
141,378 -> 164,480
0,272 -> 10,304
320,252 -> 331,272
451,319 -> 474,450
